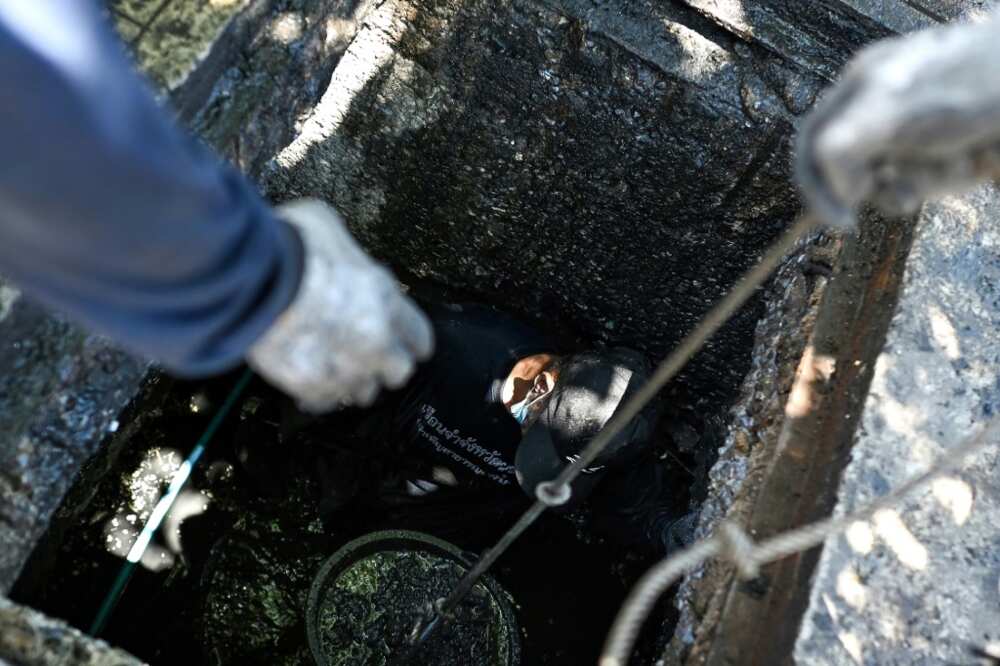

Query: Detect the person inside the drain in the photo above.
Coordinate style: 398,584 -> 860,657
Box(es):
1,2 -> 688,554
293,302 -> 695,555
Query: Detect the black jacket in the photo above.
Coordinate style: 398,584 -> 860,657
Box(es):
385,303 -> 677,551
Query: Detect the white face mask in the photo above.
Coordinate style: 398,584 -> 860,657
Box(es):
510,390 -> 548,424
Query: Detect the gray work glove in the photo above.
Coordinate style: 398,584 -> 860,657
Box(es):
796,9 -> 1000,228
248,199 -> 433,412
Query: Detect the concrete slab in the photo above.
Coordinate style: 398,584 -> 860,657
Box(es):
0,596 -> 144,666
832,0 -> 991,32
0,297 -> 147,593
794,187 -> 1000,665
831,0 -> 939,33
678,0 -> 894,81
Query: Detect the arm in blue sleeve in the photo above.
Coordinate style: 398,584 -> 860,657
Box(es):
0,1 -> 302,376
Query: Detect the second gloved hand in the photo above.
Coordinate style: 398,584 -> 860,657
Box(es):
248,199 -> 434,412
796,9 -> 1000,228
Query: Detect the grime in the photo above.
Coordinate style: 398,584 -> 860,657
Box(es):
315,549 -> 512,666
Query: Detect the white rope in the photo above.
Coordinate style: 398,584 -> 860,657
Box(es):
545,214 -> 820,499
600,416 -> 1000,666
399,215 -> 822,660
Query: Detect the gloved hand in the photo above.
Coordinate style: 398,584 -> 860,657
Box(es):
796,10 -> 1000,228
248,199 -> 433,412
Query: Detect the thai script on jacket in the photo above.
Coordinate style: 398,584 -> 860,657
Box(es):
414,404 -> 514,486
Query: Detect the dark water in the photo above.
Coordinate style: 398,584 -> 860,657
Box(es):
12,368 -> 696,665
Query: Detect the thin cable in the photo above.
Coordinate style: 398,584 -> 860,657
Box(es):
396,214 -> 818,661
389,501 -> 548,666
89,367 -> 254,637
599,416 -> 1000,666
549,213 -> 818,495
662,448 -> 697,478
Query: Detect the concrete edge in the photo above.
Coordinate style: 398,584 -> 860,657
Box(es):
694,213 -> 917,666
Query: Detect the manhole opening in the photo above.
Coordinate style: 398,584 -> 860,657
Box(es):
12,290 -> 742,665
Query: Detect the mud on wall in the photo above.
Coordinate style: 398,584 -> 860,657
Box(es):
0,0 -> 885,613
0,292 -> 147,593
243,0 -> 823,406
0,0 -> 889,661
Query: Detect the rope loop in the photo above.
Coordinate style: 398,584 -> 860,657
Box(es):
536,480 -> 572,506
717,522 -> 760,580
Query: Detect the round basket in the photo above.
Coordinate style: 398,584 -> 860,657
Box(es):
306,529 -> 521,666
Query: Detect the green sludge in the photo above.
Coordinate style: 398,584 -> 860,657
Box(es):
318,550 -> 510,666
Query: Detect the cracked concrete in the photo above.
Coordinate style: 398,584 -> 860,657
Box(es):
0,596 -> 145,666
795,186 -> 1000,665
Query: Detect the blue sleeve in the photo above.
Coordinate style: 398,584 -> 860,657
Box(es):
0,2 -> 302,376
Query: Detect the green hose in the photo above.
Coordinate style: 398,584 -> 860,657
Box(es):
89,367 -> 254,637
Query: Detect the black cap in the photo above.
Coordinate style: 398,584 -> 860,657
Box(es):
515,349 -> 652,504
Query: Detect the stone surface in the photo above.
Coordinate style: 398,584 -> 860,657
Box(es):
678,0 -> 895,82
663,230 -> 839,661
0,297 -> 148,593
654,3 -> 996,664
832,0 -> 939,33
110,0 -> 251,89
262,0 -> 827,406
678,210 -> 915,666
794,187 -> 1000,665
0,596 -> 145,666
174,0 -> 375,179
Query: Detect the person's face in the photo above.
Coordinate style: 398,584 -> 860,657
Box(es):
510,370 -> 556,432
503,354 -> 559,430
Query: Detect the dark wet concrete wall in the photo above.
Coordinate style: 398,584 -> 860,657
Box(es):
261,0 -> 830,405
0,0 -> 962,658
0,297 -> 146,593
172,0 -> 927,409
0,0 -> 903,601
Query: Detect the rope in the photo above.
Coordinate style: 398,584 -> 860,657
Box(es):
396,213 -> 819,660
599,416 -> 1000,666
389,502 -> 549,665
546,213 -> 819,495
